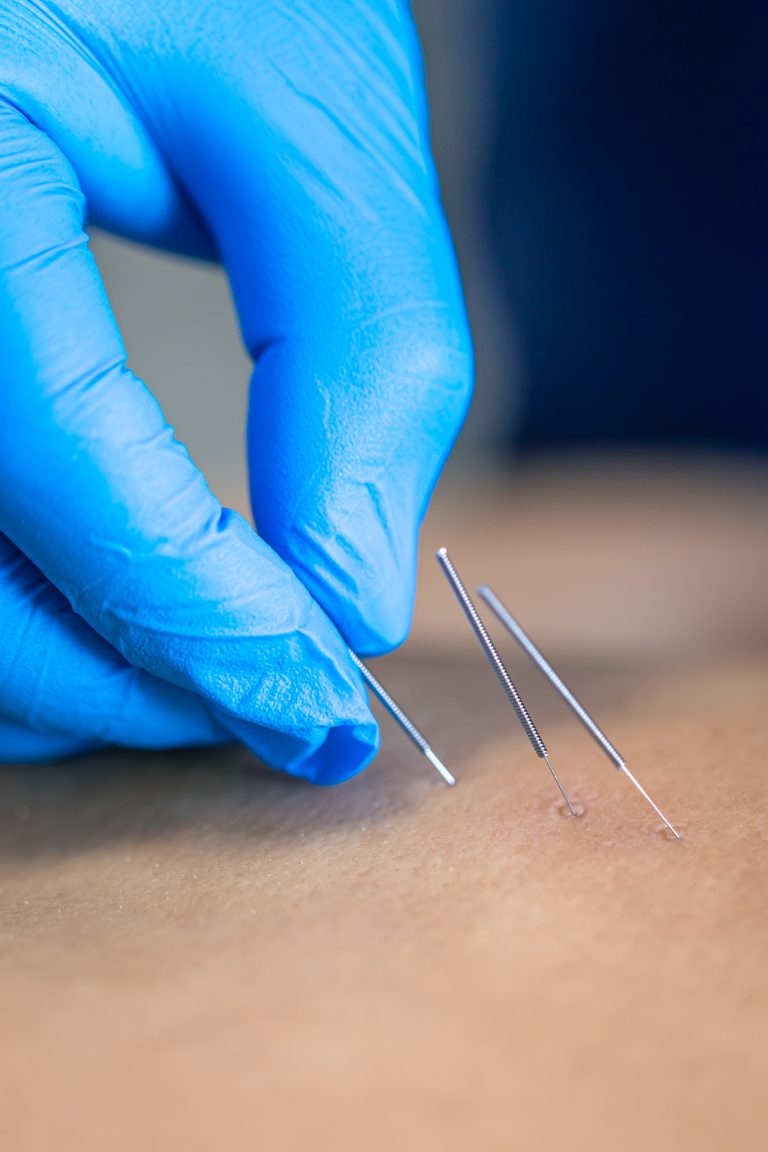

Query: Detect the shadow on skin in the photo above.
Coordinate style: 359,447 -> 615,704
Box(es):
0,651 -> 655,862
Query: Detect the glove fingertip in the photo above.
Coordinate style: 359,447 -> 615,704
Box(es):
0,717 -> 100,763
283,529 -> 417,658
335,597 -> 411,659
299,718 -> 381,786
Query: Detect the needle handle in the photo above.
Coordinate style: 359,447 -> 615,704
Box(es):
435,549 -> 548,759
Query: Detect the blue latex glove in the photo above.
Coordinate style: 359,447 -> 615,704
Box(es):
0,1 -> 472,783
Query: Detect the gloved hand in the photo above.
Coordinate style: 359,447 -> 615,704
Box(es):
0,1 -> 472,783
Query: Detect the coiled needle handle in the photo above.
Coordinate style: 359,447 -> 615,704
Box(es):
479,585 -> 624,766
348,650 -> 455,786
435,549 -> 575,815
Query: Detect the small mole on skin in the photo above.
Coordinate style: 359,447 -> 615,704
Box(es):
657,824 -> 684,841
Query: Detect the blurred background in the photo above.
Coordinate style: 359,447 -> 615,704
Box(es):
92,0 -> 768,506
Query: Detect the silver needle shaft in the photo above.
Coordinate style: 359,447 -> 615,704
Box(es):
620,762 -> 680,839
348,650 -> 455,786
435,548 -> 575,815
478,585 -> 680,838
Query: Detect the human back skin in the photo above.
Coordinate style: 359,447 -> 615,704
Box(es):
0,2 -> 472,778
0,603 -> 765,1152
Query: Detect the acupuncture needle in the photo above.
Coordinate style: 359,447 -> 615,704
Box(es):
348,650 -> 455,786
435,548 -> 576,815
478,585 -> 681,838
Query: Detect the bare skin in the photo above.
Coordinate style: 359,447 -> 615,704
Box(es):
1,456 -> 766,1152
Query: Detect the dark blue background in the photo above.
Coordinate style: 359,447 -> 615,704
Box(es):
487,1 -> 767,447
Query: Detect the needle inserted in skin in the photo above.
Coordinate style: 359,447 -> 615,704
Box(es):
478,584 -> 681,838
543,755 -> 576,817
619,762 -> 681,839
348,650 -> 455,785
435,548 -> 575,815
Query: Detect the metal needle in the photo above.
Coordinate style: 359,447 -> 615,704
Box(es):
348,650 -> 455,785
435,548 -> 575,815
478,584 -> 681,838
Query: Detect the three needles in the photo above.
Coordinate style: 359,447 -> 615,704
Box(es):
352,547 -> 681,839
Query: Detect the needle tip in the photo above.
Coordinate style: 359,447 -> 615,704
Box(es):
620,763 -> 681,839
543,754 -> 577,817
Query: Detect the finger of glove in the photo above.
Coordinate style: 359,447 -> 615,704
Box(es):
0,104 -> 378,784
0,715 -> 99,764
0,533 -> 231,751
159,2 -> 473,654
